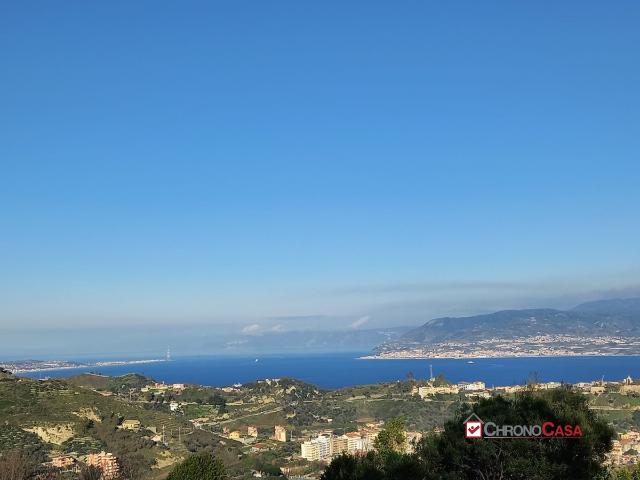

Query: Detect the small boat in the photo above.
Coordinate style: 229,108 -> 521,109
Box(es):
467,360 -> 475,364
255,358 -> 259,363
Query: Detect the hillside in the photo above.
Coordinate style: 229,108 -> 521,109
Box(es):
0,374 -> 241,479
375,298 -> 640,356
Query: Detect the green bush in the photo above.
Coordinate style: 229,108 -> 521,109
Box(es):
167,451 -> 227,480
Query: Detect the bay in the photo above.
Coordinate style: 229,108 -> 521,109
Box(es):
18,352 -> 640,389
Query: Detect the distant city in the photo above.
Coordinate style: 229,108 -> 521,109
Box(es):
366,335 -> 640,359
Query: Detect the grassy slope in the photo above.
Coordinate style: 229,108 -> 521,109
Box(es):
0,375 -> 218,479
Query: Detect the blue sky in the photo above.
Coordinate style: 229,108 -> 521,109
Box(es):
1,1 -> 640,354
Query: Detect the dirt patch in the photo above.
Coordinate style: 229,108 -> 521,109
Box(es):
73,408 -> 101,423
153,450 -> 181,470
24,424 -> 74,445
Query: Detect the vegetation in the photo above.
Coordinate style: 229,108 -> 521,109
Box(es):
374,417 -> 407,454
167,451 -> 227,480
0,371 -> 632,479
322,388 -> 615,480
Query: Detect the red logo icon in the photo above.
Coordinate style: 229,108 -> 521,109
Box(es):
464,413 -> 483,439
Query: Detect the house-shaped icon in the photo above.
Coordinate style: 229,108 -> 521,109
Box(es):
463,413 -> 483,439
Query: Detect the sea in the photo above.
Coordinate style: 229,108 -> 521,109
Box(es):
18,352 -> 640,389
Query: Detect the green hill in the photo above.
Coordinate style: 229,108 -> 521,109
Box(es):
0,375 -> 240,479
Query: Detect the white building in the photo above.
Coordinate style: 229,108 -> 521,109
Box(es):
459,381 -> 485,391
301,435 -> 331,461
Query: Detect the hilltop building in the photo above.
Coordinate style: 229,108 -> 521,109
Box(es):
121,419 -> 141,431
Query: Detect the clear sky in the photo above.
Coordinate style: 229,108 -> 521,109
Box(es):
1,2 -> 639,354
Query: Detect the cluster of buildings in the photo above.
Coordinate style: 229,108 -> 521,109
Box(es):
364,334 -> 640,358
48,451 -> 120,479
368,335 -> 640,359
224,425 -> 288,444
413,376 -> 640,399
300,425 -> 424,462
301,427 -> 379,462
141,381 -> 186,393
414,380 -> 486,398
609,430 -> 640,466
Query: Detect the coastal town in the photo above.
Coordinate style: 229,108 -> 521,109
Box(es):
367,335 -> 640,359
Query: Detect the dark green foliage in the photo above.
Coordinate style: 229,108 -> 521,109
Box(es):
321,453 -> 385,480
88,416 -> 156,478
374,417 -> 407,454
167,451 -> 227,480
418,388 -> 614,480
322,389 -> 614,480
613,464 -> 640,480
183,429 -> 219,453
432,373 -> 451,387
632,410 -> 640,428
0,426 -> 48,463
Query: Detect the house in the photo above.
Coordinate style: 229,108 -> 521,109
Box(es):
121,419 -> 141,431
51,455 -> 76,469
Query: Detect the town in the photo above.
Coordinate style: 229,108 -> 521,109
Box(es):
366,335 -> 640,359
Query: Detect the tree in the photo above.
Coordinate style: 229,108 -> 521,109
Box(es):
416,388 -> 614,480
432,374 -> 450,387
79,465 -> 103,480
167,451 -> 227,480
322,388 -> 614,480
320,453 -> 384,480
0,450 -> 33,480
374,417 -> 407,455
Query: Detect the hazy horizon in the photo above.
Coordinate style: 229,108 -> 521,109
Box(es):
2,1 -> 639,357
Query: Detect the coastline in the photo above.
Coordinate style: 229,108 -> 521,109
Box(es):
358,352 -> 640,360
8,358 -> 165,374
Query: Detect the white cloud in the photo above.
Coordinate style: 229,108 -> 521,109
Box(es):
241,324 -> 261,335
350,315 -> 370,329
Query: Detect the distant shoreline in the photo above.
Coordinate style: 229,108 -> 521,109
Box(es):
359,352 -> 640,360
5,358 -> 166,374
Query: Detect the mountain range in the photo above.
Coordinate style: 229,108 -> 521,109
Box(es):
375,298 -> 640,353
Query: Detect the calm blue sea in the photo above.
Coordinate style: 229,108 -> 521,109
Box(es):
18,353 -> 640,389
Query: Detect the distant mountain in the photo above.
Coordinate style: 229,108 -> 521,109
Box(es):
376,298 -> 640,353
220,327 -> 412,353
572,297 -> 640,316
